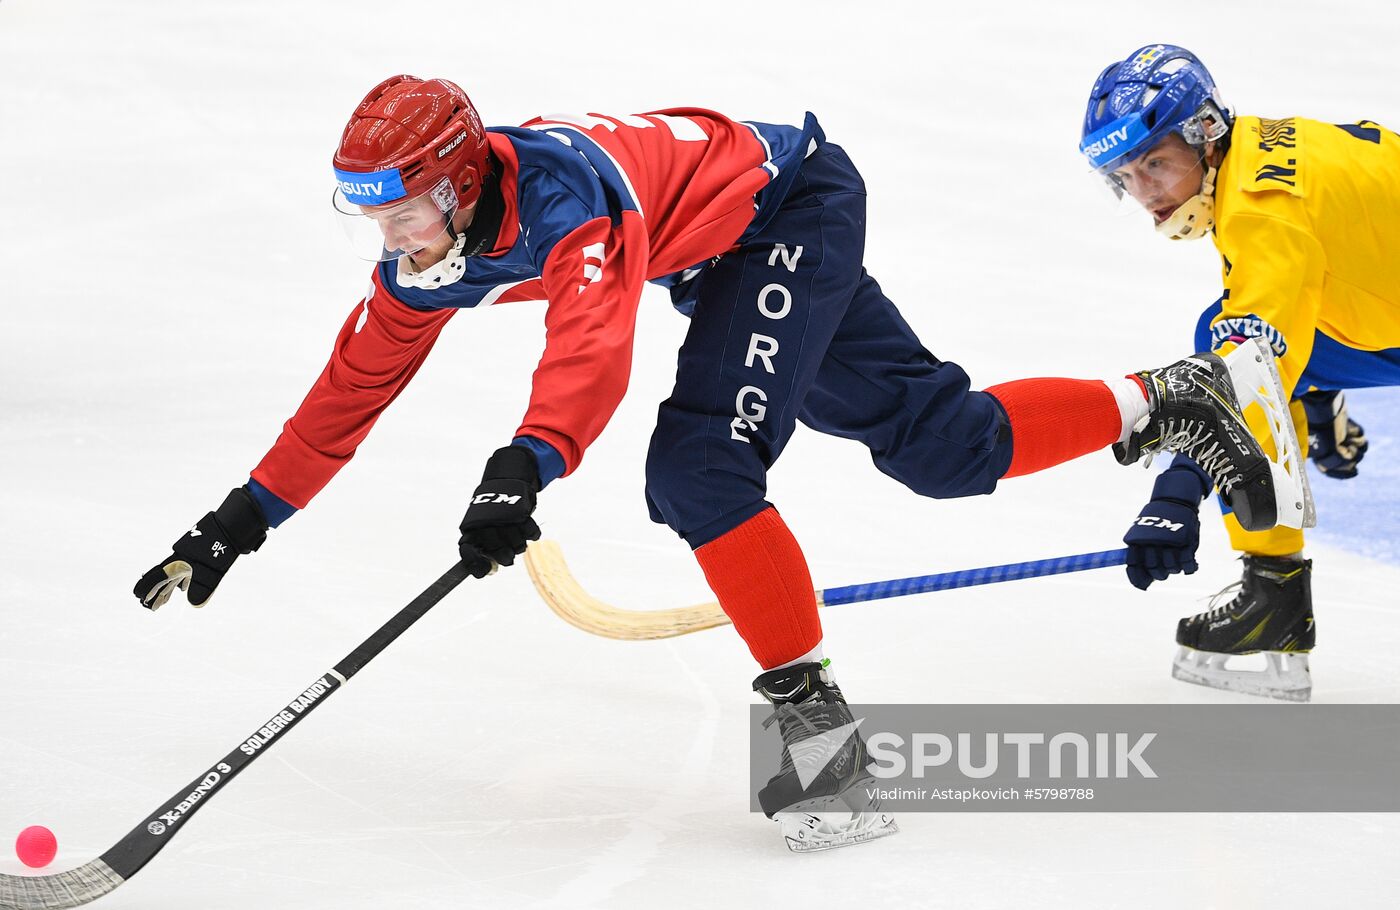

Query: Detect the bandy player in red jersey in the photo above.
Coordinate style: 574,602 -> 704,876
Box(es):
134,76 -> 1298,851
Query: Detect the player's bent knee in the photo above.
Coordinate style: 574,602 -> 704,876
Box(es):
868,405 -> 1012,500
644,419 -> 771,544
876,452 -> 1005,500
644,461 -> 770,547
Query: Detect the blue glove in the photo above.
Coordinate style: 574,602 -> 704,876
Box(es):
1124,461 -> 1211,591
1299,389 -> 1368,479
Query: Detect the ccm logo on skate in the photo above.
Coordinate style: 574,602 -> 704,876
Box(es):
1134,517 -> 1184,531
1224,424 -> 1253,458
473,492 -> 523,505
732,244 -> 804,443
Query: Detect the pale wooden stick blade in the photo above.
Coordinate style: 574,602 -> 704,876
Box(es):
523,540 -> 734,640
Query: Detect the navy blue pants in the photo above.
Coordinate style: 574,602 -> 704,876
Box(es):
645,143 -> 1013,548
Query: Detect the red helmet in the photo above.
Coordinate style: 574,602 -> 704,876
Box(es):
333,75 -> 491,210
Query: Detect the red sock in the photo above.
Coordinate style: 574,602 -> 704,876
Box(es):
985,378 -> 1136,478
694,508 -> 821,670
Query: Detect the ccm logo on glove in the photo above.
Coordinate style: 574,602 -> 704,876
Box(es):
1133,516 -> 1185,532
473,492 -> 524,505
458,445 -> 543,579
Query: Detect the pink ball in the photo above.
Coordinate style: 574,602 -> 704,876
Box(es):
16,826 -> 57,868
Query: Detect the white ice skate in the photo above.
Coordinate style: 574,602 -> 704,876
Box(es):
773,769 -> 899,854
1171,648 -> 1313,702
777,801 -> 900,854
1120,337 -> 1315,532
1221,337 -> 1315,530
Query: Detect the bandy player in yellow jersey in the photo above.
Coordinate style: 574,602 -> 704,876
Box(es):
1080,44 -> 1400,701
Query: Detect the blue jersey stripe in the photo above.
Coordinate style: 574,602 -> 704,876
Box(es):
523,122 -> 644,216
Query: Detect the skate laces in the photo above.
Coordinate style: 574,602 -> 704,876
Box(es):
1200,579 -> 1244,620
1150,418 -> 1241,495
761,694 -> 825,735
763,697 -> 848,776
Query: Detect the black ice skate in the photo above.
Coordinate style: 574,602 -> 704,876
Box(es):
1172,555 -> 1314,702
754,661 -> 897,853
1117,337 -> 1314,532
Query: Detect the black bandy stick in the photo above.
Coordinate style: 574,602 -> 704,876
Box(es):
0,561 -> 474,910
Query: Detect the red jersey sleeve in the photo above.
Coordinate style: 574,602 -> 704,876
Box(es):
514,212 -> 649,474
251,270 -> 457,507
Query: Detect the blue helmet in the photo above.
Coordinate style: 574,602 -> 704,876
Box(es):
1080,44 -> 1232,175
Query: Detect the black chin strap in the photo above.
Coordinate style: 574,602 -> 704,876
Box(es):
456,156 -> 505,257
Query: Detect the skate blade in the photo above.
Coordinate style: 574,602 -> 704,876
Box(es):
1222,338 -> 1316,530
777,810 -> 899,854
775,778 -> 899,853
1171,646 -> 1312,702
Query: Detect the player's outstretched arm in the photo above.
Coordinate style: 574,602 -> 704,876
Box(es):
133,486 -> 269,609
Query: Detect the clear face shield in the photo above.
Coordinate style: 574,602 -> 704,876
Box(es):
1100,142 -> 1209,220
1086,100 -> 1230,223
332,172 -> 460,262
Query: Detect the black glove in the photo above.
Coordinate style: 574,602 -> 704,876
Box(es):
1299,389 -> 1368,479
1123,461 -> 1211,591
458,445 -> 542,578
134,486 -> 269,609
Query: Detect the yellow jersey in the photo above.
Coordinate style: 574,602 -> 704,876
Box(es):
1207,115 -> 1400,394
1198,115 -> 1400,554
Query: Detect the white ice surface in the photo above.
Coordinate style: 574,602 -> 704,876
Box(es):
3,2 -> 1400,907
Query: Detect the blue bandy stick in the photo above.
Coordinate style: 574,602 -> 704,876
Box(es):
525,541 -> 1130,641
819,549 -> 1130,606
